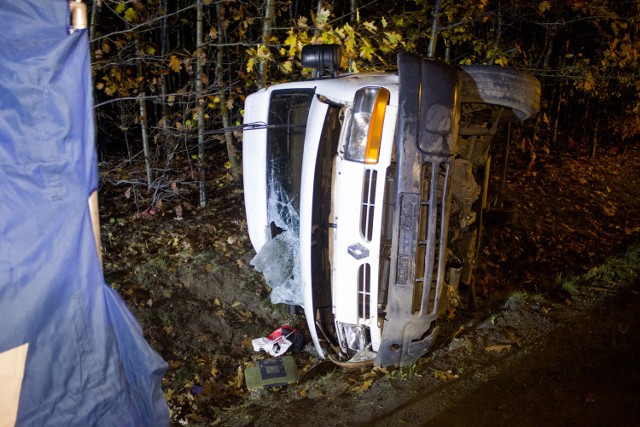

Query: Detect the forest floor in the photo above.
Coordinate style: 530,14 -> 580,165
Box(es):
99,143 -> 640,426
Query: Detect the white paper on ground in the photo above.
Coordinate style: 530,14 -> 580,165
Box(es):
251,336 -> 292,357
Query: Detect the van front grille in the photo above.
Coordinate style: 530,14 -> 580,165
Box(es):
361,169 -> 377,241
358,263 -> 371,320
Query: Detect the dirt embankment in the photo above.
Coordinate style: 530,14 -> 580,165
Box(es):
100,145 -> 640,425
221,260 -> 640,426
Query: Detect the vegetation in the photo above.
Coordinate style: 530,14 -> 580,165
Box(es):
91,0 -> 640,210
89,1 -> 640,423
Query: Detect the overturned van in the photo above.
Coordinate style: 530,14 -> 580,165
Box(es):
243,45 -> 540,367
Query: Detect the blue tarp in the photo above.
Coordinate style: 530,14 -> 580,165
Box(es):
0,1 -> 169,425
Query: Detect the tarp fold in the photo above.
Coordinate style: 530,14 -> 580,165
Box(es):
0,1 -> 169,425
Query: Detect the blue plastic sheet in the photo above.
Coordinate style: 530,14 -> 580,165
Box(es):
0,1 -> 169,425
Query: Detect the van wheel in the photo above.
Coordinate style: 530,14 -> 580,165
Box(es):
459,65 -> 541,122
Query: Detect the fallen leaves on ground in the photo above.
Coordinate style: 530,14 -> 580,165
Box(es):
98,146 -> 640,424
484,344 -> 512,353
434,369 -> 460,381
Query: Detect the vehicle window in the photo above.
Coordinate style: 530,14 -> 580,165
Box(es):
267,89 -> 315,233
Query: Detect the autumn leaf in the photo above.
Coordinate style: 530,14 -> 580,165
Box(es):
241,336 -> 253,350
538,1 -> 551,13
342,26 -> 357,57
246,57 -> 256,73
169,55 -> 182,73
315,7 -> 330,29
234,365 -> 244,389
385,31 -> 402,47
494,56 -> 509,66
256,45 -> 271,60
208,25 -> 218,40
583,77 -> 596,91
284,30 -> 298,48
434,370 -> 460,381
280,60 -> 293,74
484,344 -> 512,353
123,7 -> 137,23
359,378 -> 374,392
238,310 -> 253,320
360,43 -> 375,61
297,16 -> 309,29
363,21 -> 377,33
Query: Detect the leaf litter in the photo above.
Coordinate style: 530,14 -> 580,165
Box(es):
99,146 -> 640,424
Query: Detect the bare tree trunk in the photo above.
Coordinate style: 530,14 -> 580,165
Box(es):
496,123 -> 511,207
591,118 -> 599,158
552,87 -> 562,149
347,0 -> 357,70
551,38 -> 570,150
215,2 -> 241,184
196,0 -> 206,207
428,0 -> 441,59
136,39 -> 153,189
488,2 -> 502,64
160,0 -> 173,165
313,0 -> 323,40
88,0 -> 98,49
259,0 -> 275,89
542,29 -> 556,70
221,102 -> 240,183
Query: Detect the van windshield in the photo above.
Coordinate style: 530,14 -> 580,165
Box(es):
256,88 -> 342,307
266,89 -> 315,233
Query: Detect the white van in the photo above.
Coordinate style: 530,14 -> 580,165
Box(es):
243,45 -> 540,367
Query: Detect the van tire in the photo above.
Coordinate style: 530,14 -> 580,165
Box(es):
459,65 -> 541,122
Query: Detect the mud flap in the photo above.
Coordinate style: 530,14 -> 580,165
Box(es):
375,54 -> 460,367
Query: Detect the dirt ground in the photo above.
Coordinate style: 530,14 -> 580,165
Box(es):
99,143 -> 640,426
221,267 -> 640,427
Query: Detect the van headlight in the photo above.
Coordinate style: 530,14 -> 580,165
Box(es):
345,87 -> 390,164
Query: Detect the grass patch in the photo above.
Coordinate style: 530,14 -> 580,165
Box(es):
557,244 -> 640,295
